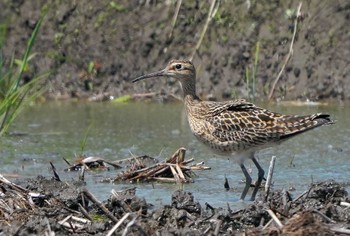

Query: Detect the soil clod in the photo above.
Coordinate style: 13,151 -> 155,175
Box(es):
1,174 -> 350,235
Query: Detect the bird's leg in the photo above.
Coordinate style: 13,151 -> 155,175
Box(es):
250,157 -> 265,201
239,163 -> 252,200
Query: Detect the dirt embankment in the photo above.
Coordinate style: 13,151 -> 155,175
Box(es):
1,174 -> 350,235
1,1 -> 349,102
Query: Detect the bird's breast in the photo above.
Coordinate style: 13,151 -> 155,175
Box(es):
187,115 -> 243,154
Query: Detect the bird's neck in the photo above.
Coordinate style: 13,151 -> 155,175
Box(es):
180,80 -> 201,109
184,94 -> 201,120
179,80 -> 199,100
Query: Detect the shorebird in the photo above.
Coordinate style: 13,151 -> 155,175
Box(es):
132,60 -> 333,201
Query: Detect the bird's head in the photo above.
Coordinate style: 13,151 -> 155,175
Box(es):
132,60 -> 195,83
132,59 -> 197,98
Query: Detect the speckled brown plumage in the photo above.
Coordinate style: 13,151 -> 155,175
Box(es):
133,60 -> 333,201
185,95 -> 331,154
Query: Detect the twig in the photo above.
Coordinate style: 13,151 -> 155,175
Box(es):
58,215 -> 72,226
226,202 -> 232,214
202,203 -> 215,221
166,147 -> 185,163
311,210 -> 336,224
151,165 -> 170,176
266,209 -> 283,229
268,2 -> 302,101
113,155 -> 157,164
293,182 -> 315,203
170,165 -> 181,183
122,148 -> 185,178
262,218 -> 274,231
67,221 -> 76,233
304,183 -> 314,199
224,175 -> 230,190
282,189 -> 291,215
44,217 -> 54,236
111,188 -> 136,200
61,205 -> 81,215
78,203 -> 93,221
63,157 -> 71,166
82,188 -> 119,223
122,216 -> 147,236
122,216 -> 136,236
57,215 -> 90,232
190,0 -> 220,61
259,217 -> 265,227
182,158 -> 195,165
203,226 -> 212,235
71,216 -> 90,224
151,177 -> 177,183
168,0 -> 182,39
131,92 -> 160,100
190,161 -> 211,170
79,165 -> 85,181
292,189 -> 308,202
106,213 -> 130,236
265,156 -> 276,201
214,219 -> 222,236
116,148 -> 209,182
130,163 -> 164,176
175,164 -> 186,181
330,227 -> 350,235
0,173 -> 28,193
50,162 -> 61,181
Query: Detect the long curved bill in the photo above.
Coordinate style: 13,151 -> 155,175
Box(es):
132,69 -> 167,83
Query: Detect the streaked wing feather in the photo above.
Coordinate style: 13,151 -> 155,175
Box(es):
205,102 -> 332,149
207,109 -> 281,148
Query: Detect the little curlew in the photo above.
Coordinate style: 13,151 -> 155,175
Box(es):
132,60 -> 333,201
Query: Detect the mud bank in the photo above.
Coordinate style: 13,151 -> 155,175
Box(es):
1,174 -> 349,235
1,1 -> 349,101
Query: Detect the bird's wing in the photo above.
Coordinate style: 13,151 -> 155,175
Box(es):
203,99 -> 258,117
204,101 -> 332,148
205,104 -> 281,147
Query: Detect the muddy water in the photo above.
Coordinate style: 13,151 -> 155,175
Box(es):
0,101 -> 349,208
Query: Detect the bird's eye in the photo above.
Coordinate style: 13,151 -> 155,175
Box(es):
175,64 -> 182,70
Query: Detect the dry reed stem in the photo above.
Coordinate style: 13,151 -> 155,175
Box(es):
262,218 -> 274,231
266,209 -> 283,229
168,0 -> 183,39
190,0 -> 220,61
82,188 -> 119,223
115,148 -> 209,182
330,227 -> 350,235
268,2 -> 302,101
176,163 -> 186,180
265,156 -> 276,200
170,165 -> 181,183
106,213 -> 130,236
152,177 -> 177,183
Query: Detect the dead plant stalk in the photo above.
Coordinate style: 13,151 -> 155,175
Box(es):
268,2 -> 302,101
190,0 -> 220,61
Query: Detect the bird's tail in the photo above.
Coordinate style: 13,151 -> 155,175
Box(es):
279,113 -> 334,140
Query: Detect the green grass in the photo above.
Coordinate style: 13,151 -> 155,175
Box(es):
0,22 -> 8,49
112,94 -> 132,103
0,11 -> 48,136
80,123 -> 93,155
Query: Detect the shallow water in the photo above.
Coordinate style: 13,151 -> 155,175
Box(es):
0,101 -> 349,209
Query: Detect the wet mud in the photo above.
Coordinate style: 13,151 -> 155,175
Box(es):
1,174 -> 349,235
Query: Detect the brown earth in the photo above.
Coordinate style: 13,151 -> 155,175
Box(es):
1,0 -> 349,102
1,174 -> 349,235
